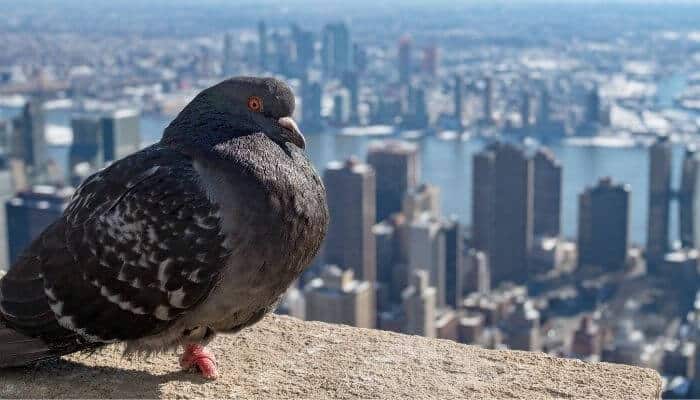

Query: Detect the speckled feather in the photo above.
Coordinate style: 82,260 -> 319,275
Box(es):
0,77 -> 329,366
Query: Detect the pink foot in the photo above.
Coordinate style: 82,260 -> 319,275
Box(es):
180,343 -> 218,380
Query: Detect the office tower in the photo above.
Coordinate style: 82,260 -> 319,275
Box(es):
577,178 -> 630,271
100,110 -> 141,163
421,45 -> 438,77
402,183 -> 440,221
69,116 -> 103,184
500,298 -> 541,351
291,24 -> 314,75
585,85 -> 601,124
222,33 -> 235,76
367,140 -> 420,222
680,146 -> 700,248
441,218 -> 463,308
304,265 -> 375,328
533,149 -> 562,238
373,221 -> 395,310
11,100 -> 47,176
332,90 -> 350,126
407,214 -> 446,307
398,35 -> 412,85
321,22 -> 352,78
570,315 -> 601,359
472,143 -> 533,284
454,75 -> 464,130
647,136 -> 672,261
6,185 -> 73,265
258,21 -> 268,71
537,86 -> 551,126
402,270 -> 436,337
301,81 -> 323,133
323,158 -> 376,282
342,71 -> 359,124
0,119 -> 12,157
483,76 -> 494,123
459,249 -> 490,298
402,85 -> 429,129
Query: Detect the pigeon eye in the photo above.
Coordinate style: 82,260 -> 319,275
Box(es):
247,96 -> 263,112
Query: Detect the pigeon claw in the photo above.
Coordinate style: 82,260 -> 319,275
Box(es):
180,343 -> 218,380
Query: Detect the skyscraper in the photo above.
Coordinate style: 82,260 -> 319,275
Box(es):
454,75 -> 464,130
222,32 -> 235,76
578,178 -> 630,271
69,116 -> 103,185
258,21 -> 268,71
421,45 -> 438,77
472,143 -> 533,284
304,265 -> 375,328
342,71 -> 359,124
11,99 -> 47,178
407,213 -> 446,307
100,110 -> 141,163
323,158 -> 377,282
680,146 -> 700,249
301,81 -> 323,133
459,249 -> 490,298
533,149 -> 562,238
366,140 -> 420,222
402,84 -> 429,129
5,185 -> 73,265
398,35 -> 412,85
321,22 -> 352,78
291,24 -> 314,76
483,76 -> 495,123
402,270 -> 436,337
647,136 -> 672,261
402,183 -> 440,221
585,85 -> 601,124
441,217 -> 463,308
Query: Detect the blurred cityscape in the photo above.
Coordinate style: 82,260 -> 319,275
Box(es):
3,1 -> 700,397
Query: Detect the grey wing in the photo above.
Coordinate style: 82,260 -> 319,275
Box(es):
40,148 -> 230,342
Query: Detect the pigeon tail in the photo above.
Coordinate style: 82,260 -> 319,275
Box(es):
0,319 -> 55,367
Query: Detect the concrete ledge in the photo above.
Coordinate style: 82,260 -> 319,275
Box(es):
1,314 -> 661,399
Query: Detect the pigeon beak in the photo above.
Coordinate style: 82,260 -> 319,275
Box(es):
278,117 -> 306,149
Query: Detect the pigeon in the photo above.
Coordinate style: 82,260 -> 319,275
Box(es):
0,76 -> 329,379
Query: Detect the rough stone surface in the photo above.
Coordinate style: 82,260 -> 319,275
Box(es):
1,314 -> 661,399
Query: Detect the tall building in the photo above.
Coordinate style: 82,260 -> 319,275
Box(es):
441,218 -> 463,308
398,35 -> 412,85
577,178 -> 630,271
459,249 -> 490,298
304,265 -> 375,328
69,116 -> 103,184
680,146 -> 700,248
11,100 -> 47,178
342,71 -> 359,124
500,298 -> 541,351
421,45 -> 438,77
472,143 -> 533,284
402,85 -> 429,129
301,81 -> 323,133
647,136 -> 672,261
331,90 -> 350,126
101,110 -> 141,163
323,158 -> 377,282
483,76 -> 495,123
222,32 -> 235,76
533,149 -> 562,238
321,22 -> 352,78
585,85 -> 601,124
366,140 -> 420,222
291,24 -> 314,75
402,270 -> 436,337
6,185 -> 73,265
521,91 -> 534,128
407,214 -> 446,307
454,75 -> 464,130
258,21 -> 268,71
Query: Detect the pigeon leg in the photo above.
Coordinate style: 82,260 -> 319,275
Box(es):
179,343 -> 218,380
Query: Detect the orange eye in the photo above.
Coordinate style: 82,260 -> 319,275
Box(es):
247,96 -> 263,112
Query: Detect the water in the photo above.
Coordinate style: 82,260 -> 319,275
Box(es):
0,106 -> 688,246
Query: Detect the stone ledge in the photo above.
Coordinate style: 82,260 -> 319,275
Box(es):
1,314 -> 661,399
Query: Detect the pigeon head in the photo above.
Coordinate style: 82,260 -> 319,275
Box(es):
162,76 -> 305,157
